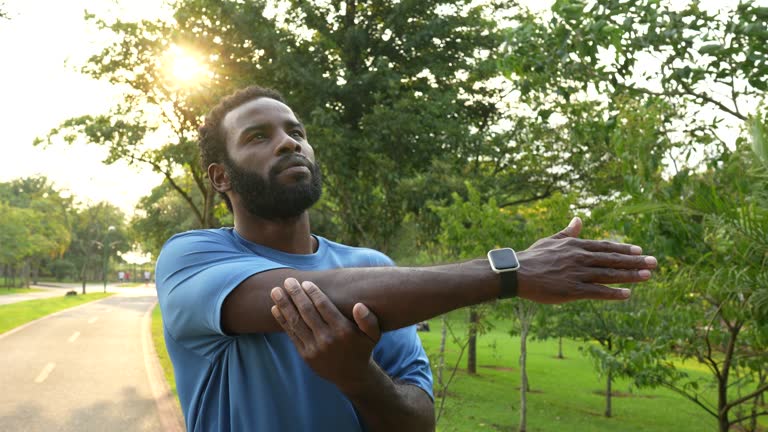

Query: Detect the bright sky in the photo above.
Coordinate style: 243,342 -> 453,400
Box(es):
0,0 -> 172,215
0,0 -> 760,217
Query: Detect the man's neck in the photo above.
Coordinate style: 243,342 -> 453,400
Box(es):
233,210 -> 316,254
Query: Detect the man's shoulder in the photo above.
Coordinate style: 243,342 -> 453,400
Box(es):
157,228 -> 239,263
318,236 -> 395,267
161,227 -> 236,249
166,227 -> 235,243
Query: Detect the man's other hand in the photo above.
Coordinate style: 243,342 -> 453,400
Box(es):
270,278 -> 382,393
517,217 -> 658,304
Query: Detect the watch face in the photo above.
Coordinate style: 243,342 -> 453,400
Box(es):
489,248 -> 520,270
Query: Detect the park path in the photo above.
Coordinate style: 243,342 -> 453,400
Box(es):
0,287 -> 185,432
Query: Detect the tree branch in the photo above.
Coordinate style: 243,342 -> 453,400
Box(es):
498,189 -> 555,208
724,383 -> 768,413
729,410 -> 768,425
661,382 -> 718,419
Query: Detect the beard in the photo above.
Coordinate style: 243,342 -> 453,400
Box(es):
225,154 -> 323,220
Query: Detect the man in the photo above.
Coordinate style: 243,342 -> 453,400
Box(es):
155,85 -> 657,432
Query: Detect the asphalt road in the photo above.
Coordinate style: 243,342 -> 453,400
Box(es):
0,288 -> 184,432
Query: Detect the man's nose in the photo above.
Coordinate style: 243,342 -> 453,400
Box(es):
275,131 -> 301,155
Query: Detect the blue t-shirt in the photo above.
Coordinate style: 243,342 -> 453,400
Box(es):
155,228 -> 433,432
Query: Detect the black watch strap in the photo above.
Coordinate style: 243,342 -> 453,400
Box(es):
498,271 -> 518,299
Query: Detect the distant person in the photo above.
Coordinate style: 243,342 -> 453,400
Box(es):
118,271 -> 124,283
144,271 -> 151,285
155,85 -> 657,431
125,271 -> 130,282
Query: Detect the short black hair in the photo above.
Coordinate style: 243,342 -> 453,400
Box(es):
198,85 -> 287,212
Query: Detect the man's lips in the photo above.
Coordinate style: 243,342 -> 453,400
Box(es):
280,165 -> 311,176
274,156 -> 312,176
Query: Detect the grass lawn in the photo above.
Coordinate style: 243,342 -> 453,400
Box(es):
150,306 -> 765,431
0,287 -> 45,295
152,304 -> 178,397
0,292 -> 113,334
421,311 -> 766,432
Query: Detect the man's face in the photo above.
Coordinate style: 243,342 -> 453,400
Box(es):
220,97 -> 322,220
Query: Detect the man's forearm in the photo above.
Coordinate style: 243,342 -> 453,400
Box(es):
222,259 -> 497,334
341,359 -> 435,432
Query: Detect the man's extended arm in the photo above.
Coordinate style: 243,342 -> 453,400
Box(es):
222,218 -> 657,334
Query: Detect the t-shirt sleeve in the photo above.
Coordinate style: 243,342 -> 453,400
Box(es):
373,326 -> 434,401
155,230 -> 286,357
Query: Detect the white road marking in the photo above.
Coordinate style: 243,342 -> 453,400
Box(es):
88,317 -> 98,324
34,362 -> 56,383
68,331 -> 80,343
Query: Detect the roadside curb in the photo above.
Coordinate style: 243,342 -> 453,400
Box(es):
141,301 -> 186,431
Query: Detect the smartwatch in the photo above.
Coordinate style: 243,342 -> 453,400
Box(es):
487,248 -> 520,299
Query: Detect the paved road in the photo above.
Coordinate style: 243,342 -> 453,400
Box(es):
0,288 -> 184,431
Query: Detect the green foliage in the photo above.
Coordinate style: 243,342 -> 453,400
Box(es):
609,139 -> 768,429
430,184 -> 521,259
501,0 -> 767,188
0,177 -> 72,287
750,110 -> 768,168
132,175 -> 211,257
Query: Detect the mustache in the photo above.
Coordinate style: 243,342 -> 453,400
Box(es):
271,154 -> 314,175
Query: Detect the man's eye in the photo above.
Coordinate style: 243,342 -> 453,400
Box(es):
289,130 -> 304,139
249,133 -> 267,141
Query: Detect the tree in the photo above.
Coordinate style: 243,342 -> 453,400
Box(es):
632,131 -> 768,432
0,204 -> 34,288
61,202 -> 130,294
38,0 -> 517,252
0,177 -> 71,287
131,173 -> 225,258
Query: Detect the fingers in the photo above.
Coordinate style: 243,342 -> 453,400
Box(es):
300,280 -> 349,325
573,238 -> 645,256
572,283 -> 632,301
271,279 -> 355,340
352,303 -> 381,342
584,252 -> 658,269
551,216 -> 582,239
284,278 -> 329,329
270,279 -> 322,345
270,305 -> 304,349
583,268 -> 652,284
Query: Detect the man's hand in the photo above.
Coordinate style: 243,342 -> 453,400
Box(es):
270,278 -> 382,393
517,217 -> 658,304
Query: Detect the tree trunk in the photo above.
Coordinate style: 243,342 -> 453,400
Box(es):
558,336 -> 564,359
519,323 -> 529,432
467,307 -> 478,374
23,259 -> 31,288
605,368 -> 612,417
80,260 -> 88,295
438,315 -> 447,390
32,263 -> 39,285
716,323 -> 741,432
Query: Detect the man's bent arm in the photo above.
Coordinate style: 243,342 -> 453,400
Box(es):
343,362 -> 435,432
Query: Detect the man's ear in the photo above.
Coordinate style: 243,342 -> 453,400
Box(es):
208,163 -> 231,193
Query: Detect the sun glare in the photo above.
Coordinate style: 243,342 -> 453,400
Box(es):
162,45 -> 209,87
